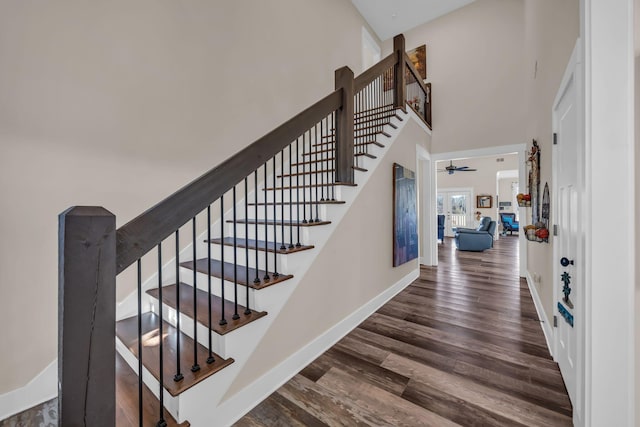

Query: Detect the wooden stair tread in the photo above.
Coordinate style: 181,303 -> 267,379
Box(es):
116,313 -> 234,397
278,168 -> 335,178
147,283 -> 267,336
354,104 -> 396,117
355,152 -> 376,159
332,122 -> 395,132
313,140 -> 385,148
278,166 -> 366,178
355,113 -> 403,125
289,159 -> 367,171
302,148 -> 336,157
263,182 -> 356,191
248,200 -> 346,206
181,258 -> 293,290
116,352 -> 189,427
230,218 -> 331,227
208,237 -> 315,254
322,130 -> 391,140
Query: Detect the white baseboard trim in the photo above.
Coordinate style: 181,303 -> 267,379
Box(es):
525,272 -> 554,357
0,359 -> 57,421
215,268 -> 419,426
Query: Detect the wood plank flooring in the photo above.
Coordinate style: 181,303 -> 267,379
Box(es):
235,236 -> 572,426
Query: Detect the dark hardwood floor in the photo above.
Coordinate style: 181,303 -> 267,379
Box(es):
235,235 -> 572,426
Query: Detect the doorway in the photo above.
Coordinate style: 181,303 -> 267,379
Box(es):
437,189 -> 472,236
552,40 -> 582,422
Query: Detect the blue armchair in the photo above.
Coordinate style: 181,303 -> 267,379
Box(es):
437,214 -> 445,243
500,213 -> 519,235
454,217 -> 497,251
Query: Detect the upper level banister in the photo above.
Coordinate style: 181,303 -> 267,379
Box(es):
116,90 -> 343,274
403,52 -> 429,95
354,53 -> 398,93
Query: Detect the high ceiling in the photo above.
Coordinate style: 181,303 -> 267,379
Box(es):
351,0 -> 476,41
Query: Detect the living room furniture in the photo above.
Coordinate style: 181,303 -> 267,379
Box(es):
454,217 -> 497,251
437,214 -> 445,243
500,212 -> 519,235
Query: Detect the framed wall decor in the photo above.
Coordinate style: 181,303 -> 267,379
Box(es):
528,139 -> 541,223
476,195 -> 493,209
407,44 -> 427,80
393,163 -> 418,267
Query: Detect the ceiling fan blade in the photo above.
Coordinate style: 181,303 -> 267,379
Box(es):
456,168 -> 477,172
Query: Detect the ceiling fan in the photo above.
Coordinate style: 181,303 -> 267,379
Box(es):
438,161 -> 477,175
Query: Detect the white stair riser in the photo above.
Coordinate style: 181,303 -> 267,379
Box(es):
228,222 -> 332,244
147,299 -> 262,360
258,185 -> 346,203
177,264 -> 308,313
206,244 -> 310,273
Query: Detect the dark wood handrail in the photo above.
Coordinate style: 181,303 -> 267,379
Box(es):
354,53 -> 398,93
116,90 -> 342,274
403,52 -> 429,95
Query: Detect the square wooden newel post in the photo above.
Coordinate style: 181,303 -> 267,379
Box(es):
335,66 -> 355,184
59,206 -> 116,427
394,34 -> 406,110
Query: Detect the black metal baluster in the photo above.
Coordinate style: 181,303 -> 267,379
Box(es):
244,178 -> 251,315
295,137 -> 301,247
302,132 -> 307,223
355,92 -> 360,169
325,115 -> 331,200
232,186 -> 240,320
191,218 -> 200,372
220,195 -> 227,326
288,144 -> 294,249
157,244 -> 166,427
314,124 -> 320,222
263,164 -> 270,281
367,83 -> 372,156
254,171 -> 260,285
320,119 -> 325,202
331,112 -> 336,201
280,150 -> 286,251
272,157 -> 279,278
375,76 -> 384,130
137,259 -> 143,427
173,231 -> 183,381
206,206 -> 214,364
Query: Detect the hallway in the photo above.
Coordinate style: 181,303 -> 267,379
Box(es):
235,236 -> 572,426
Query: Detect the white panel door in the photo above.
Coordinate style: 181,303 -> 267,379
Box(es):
553,64 -> 578,406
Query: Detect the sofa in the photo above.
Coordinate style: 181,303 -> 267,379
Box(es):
454,217 -> 497,251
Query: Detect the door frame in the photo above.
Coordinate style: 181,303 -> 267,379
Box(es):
432,144 -> 527,277
580,0 -> 635,424
437,188 -> 473,237
552,38 -> 583,424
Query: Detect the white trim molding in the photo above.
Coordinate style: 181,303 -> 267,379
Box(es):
0,360 -> 57,421
214,268 -> 419,426
526,273 -> 554,357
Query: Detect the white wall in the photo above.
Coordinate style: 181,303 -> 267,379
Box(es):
0,0 -> 376,396
382,0 -> 527,154
523,0 -> 580,328
224,117 -> 430,398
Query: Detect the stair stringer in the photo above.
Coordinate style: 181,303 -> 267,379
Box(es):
177,109 -> 431,426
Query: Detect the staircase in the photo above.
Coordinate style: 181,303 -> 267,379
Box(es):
57,34 -> 431,427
